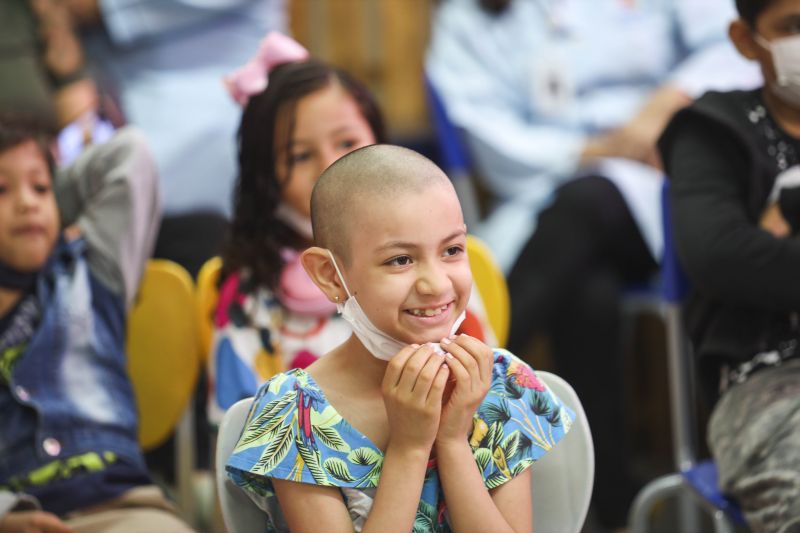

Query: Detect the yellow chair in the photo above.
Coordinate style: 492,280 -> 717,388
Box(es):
466,235 -> 510,347
126,259 -> 200,519
196,255 -> 222,365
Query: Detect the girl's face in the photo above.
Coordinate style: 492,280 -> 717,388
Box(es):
0,141 -> 59,272
276,82 -> 376,217
341,182 -> 472,345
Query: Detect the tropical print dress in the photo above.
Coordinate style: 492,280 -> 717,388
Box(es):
226,349 -> 575,532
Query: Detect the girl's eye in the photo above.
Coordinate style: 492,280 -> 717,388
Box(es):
290,151 -> 311,164
444,245 -> 463,257
34,183 -> 51,194
386,255 -> 412,267
338,139 -> 357,150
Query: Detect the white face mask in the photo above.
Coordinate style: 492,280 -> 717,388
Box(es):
275,202 -> 314,241
327,250 -> 466,361
755,33 -> 800,108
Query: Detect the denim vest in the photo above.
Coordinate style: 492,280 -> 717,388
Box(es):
0,238 -> 146,482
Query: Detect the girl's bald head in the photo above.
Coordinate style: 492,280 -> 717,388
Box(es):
310,144 -> 455,262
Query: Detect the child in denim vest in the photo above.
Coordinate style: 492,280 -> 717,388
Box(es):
0,116 -> 191,532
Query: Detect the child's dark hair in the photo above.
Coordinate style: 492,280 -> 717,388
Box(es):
0,113 -> 56,175
735,0 -> 777,27
221,59 -> 387,291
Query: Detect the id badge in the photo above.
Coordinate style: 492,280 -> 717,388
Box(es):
529,45 -> 575,117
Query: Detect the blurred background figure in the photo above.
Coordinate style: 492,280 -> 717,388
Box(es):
427,0 -> 761,530
66,0 -> 287,276
659,0 -> 800,529
0,0 -> 112,164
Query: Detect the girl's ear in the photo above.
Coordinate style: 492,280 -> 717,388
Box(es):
301,247 -> 346,303
729,19 -> 759,61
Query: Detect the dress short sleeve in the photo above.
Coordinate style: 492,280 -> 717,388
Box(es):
470,350 -> 575,489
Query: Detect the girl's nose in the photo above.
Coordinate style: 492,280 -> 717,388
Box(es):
415,262 -> 451,296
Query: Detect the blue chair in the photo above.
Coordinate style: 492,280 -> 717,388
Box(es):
628,181 -> 746,533
424,74 -> 482,229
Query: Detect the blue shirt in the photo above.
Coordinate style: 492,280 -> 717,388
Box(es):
84,0 -> 287,216
426,0 -> 761,268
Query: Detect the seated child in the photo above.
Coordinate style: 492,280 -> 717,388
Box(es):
0,116 -> 191,531
658,0 -> 800,530
225,145 -> 574,532
210,33 -> 494,422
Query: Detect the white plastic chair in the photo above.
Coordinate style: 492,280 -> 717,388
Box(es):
532,371 -> 595,533
216,397 -> 263,533
217,375 -> 594,533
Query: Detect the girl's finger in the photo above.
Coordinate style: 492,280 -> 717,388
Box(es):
441,346 -> 471,389
451,334 -> 493,385
396,344 -> 437,394
382,343 -> 421,392
412,348 -> 448,397
426,364 -> 450,406
442,337 -> 481,388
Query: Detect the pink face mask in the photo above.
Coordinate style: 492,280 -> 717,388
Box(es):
278,248 -> 338,317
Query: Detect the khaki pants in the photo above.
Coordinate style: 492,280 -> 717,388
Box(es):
63,485 -> 194,533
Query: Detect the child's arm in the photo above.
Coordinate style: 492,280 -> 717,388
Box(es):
55,127 -> 160,308
271,344 -> 450,533
436,335 -> 531,533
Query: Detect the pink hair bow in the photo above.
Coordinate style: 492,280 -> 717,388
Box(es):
224,32 -> 310,106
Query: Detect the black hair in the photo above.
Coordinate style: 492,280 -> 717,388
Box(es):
221,59 -> 387,291
0,113 -> 56,176
735,0 -> 777,27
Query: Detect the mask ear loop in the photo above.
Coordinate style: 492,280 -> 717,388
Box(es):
326,249 -> 353,300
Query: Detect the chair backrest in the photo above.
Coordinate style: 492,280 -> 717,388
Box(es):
660,182 -> 692,305
424,73 -> 482,229
126,259 -> 200,450
425,74 -> 471,177
659,181 -> 699,470
196,255 -> 222,366
531,371 -> 595,533
216,397 -> 265,533
467,234 -> 510,347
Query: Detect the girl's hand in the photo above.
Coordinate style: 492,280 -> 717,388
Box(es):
381,343 -> 450,455
436,334 -> 493,445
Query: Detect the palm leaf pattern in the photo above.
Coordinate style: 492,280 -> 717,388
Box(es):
226,352 -> 575,532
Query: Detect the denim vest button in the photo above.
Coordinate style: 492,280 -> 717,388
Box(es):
43,437 -> 61,457
15,386 -> 30,402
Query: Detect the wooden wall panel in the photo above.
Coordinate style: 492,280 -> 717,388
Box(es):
290,0 -> 432,139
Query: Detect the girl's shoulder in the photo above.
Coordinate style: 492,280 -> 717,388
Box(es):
253,367 -> 316,401
228,368 -> 384,490
487,348 -> 551,394
468,349 -> 575,486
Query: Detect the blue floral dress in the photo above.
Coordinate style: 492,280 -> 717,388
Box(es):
226,349 -> 575,532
